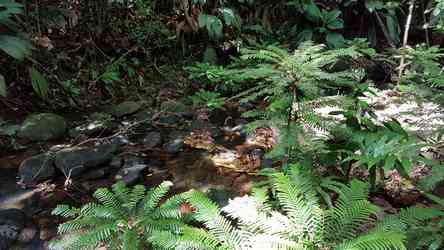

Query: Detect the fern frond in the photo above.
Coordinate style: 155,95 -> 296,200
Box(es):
186,190 -> 242,248
334,231 -> 406,250
52,205 -> 80,218
143,181 -> 173,212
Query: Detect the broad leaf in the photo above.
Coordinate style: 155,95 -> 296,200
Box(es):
30,67 -> 49,100
326,32 -> 345,48
0,74 -> 6,97
0,35 -> 32,60
220,8 -> 235,26
365,0 -> 384,12
0,0 -> 23,22
304,3 -> 322,23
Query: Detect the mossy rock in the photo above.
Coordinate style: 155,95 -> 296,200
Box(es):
108,101 -> 143,118
18,113 -> 67,141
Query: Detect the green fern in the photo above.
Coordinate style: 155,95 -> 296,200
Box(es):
50,181 -> 186,250
187,42 -> 368,162
176,164 -> 424,250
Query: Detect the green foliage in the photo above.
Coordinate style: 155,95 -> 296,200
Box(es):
400,44 -> 444,88
188,42 -> 366,160
0,74 -> 6,98
341,120 -> 423,188
30,67 -> 50,100
0,0 -> 32,60
405,193 -> 444,250
298,2 -> 345,48
431,0 -> 444,32
190,90 -> 226,110
174,164 -> 433,250
50,181 -> 186,250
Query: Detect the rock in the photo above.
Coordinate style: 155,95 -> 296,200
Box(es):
115,164 -> 147,185
157,114 -> 181,126
54,144 -> 119,177
18,113 -> 67,141
110,135 -> 130,146
82,167 -> 108,180
164,136 -> 185,154
0,209 -> 25,250
108,101 -> 142,118
115,157 -> 147,185
109,157 -> 123,169
143,131 -> 162,148
18,153 -> 55,184
160,100 -> 189,113
68,119 -> 116,138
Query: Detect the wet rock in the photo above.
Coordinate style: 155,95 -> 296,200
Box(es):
0,209 -> 25,250
68,118 -> 116,138
18,113 -> 67,141
18,153 -> 55,184
157,114 -> 181,127
54,144 -> 119,177
110,135 -> 130,146
82,167 -> 108,180
115,157 -> 147,185
108,101 -> 143,118
115,164 -> 147,185
164,135 -> 185,154
160,100 -> 189,113
143,131 -> 162,148
109,157 -> 123,169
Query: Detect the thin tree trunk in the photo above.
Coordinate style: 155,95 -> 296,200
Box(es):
398,0 -> 416,83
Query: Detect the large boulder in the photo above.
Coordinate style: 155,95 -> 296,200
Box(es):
0,209 -> 25,250
54,144 -> 119,177
18,113 -> 66,141
18,153 -> 55,184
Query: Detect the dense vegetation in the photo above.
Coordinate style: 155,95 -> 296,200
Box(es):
1,0 -> 444,249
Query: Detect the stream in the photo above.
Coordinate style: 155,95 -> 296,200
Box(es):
1,89 -> 444,249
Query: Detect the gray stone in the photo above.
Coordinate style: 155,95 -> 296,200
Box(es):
143,131 -> 162,148
0,209 -> 25,250
18,153 -> 55,184
108,101 -> 142,118
18,113 -> 66,141
54,144 -> 119,177
157,115 -> 181,126
109,157 -> 123,169
68,120 -> 116,138
115,164 -> 147,185
164,138 -> 184,154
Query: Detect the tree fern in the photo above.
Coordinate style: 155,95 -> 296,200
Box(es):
187,42 -> 368,161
